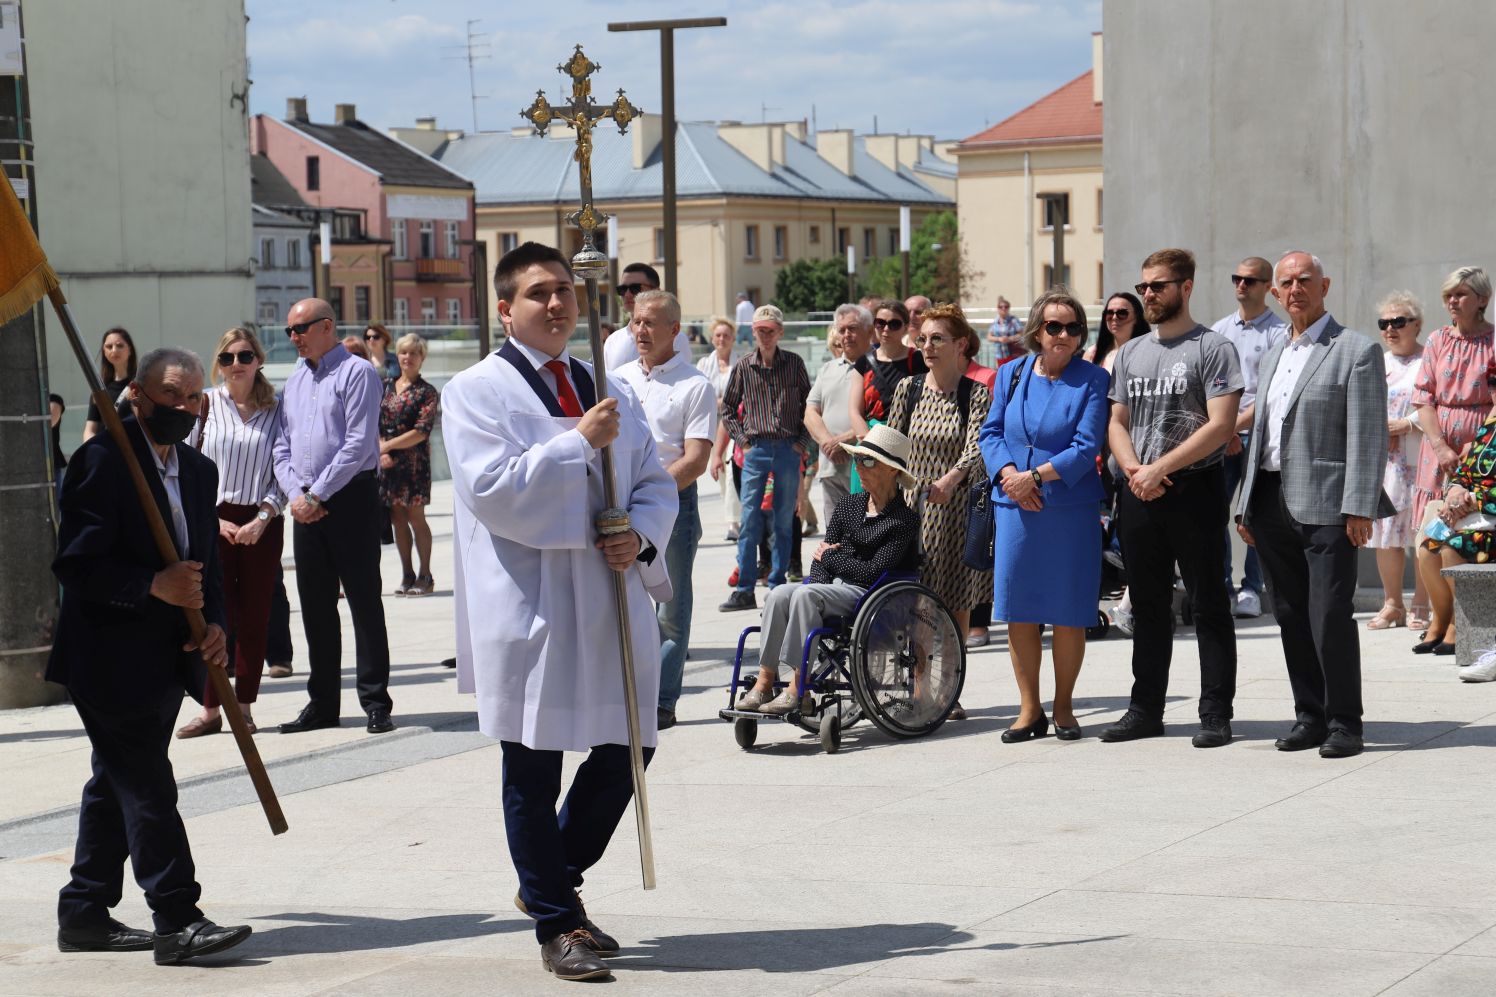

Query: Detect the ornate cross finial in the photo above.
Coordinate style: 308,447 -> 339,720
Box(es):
520,45 -> 642,275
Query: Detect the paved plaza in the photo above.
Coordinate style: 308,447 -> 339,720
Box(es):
2,479 -> 1495,995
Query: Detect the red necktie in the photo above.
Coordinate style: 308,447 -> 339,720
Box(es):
544,360 -> 585,418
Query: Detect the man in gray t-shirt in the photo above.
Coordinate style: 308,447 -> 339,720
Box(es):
1108,325 -> 1244,468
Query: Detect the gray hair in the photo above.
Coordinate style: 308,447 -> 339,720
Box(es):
1440,265 -> 1492,312
1273,250 -> 1326,283
833,303 -> 874,330
633,288 -> 681,324
135,347 -> 204,387
1375,290 -> 1423,323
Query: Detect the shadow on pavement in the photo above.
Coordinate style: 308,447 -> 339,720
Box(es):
0,727 -> 81,745
251,911 -> 525,954
1223,718 -> 1490,751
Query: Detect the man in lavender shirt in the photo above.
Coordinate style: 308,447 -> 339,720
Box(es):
272,297 -> 394,735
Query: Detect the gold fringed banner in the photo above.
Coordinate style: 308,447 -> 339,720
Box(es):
0,176 -> 60,325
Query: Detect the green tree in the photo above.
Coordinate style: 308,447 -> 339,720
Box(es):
862,210 -> 983,305
774,257 -> 854,313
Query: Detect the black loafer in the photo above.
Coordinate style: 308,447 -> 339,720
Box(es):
1098,710 -> 1164,743
1412,638 -> 1442,654
366,709 -> 396,734
540,929 -> 611,980
152,919 -> 251,965
279,704 -> 340,734
656,707 -> 677,731
58,917 -> 153,952
1274,722 -> 1329,752
1433,641 -> 1457,657
1319,729 -> 1364,758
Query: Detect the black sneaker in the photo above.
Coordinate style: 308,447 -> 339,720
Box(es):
719,590 -> 757,612
1098,710 -> 1165,743
1191,714 -> 1232,748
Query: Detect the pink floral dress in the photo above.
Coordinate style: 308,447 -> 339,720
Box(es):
1369,350 -> 1425,548
1410,326 -> 1495,530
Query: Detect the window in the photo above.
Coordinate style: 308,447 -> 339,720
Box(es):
332,212 -> 362,241
1042,263 -> 1072,288
1096,188 -> 1104,230
418,221 -> 434,259
863,227 -> 876,259
808,224 -> 820,245
1098,262 -> 1105,300
420,297 -> 436,324
888,227 -> 899,256
745,224 -> 759,259
257,300 -> 278,325
286,238 -> 301,269
746,287 -> 761,309
306,156 -> 320,191
447,298 -> 462,323
444,221 -> 459,259
652,227 -> 664,262
1040,192 -> 1070,230
500,231 -> 519,253
259,238 -> 275,269
836,227 -> 850,254
392,219 -> 407,260
394,298 -> 409,325
773,225 -> 787,261
329,286 -> 345,319
354,285 -> 371,322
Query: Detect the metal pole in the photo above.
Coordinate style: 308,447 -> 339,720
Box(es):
899,203 -> 911,299
659,28 -> 676,294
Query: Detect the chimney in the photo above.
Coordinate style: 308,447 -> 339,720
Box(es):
717,122 -> 787,173
632,113 -> 662,169
864,134 -> 898,172
416,117 -> 436,130
814,129 -> 855,177
286,97 -> 308,122
335,103 -> 357,124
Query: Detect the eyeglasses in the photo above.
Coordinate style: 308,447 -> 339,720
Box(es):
1043,320 -> 1086,337
914,334 -> 950,348
1102,309 -> 1132,320
616,283 -> 651,297
1134,279 -> 1182,296
853,455 -> 883,469
285,318 -> 326,338
874,318 -> 905,332
217,350 -> 257,367
1230,275 -> 1266,287
1377,316 -> 1413,330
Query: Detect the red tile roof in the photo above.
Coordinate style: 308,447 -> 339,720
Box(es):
958,71 -> 1101,149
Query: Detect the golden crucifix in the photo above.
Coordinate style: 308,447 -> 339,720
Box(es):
520,47 -> 656,891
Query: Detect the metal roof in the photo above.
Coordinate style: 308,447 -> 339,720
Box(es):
436,122 -> 953,208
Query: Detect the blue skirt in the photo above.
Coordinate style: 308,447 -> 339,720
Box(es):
992,500 -> 1102,628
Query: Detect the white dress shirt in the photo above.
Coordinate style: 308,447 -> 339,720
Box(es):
1212,307 -> 1288,415
613,351 -> 717,472
1259,313 -> 1332,471
148,442 -> 190,557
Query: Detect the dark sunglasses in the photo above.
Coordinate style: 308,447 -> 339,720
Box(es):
1230,274 -> 1266,287
1102,308 -> 1132,320
853,455 -> 883,469
364,332 -> 384,342
1043,320 -> 1086,337
1377,316 -> 1413,331
874,317 -> 905,332
217,350 -> 257,367
285,318 -> 326,338
1134,279 -> 1182,296
616,282 -> 651,297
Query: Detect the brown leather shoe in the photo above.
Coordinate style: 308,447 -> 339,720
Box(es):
540,929 -> 611,980
514,893 -> 618,954
267,662 -> 293,678
175,715 -> 222,739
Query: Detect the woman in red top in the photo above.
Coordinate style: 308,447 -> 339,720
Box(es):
849,300 -> 927,435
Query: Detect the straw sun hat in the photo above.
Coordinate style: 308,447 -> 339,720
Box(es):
840,424 -> 918,491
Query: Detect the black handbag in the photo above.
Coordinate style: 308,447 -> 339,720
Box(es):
960,359 -> 1026,570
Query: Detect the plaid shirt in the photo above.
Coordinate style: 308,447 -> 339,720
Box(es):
720,346 -> 812,452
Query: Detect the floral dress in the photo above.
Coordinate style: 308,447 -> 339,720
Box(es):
1369,350 -> 1425,549
378,375 -> 439,507
1421,413 -> 1496,564
1411,326 -> 1494,529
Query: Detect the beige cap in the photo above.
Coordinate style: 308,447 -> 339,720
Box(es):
751,304 -> 784,326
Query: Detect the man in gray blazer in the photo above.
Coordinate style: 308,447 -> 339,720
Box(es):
1237,251 -> 1394,759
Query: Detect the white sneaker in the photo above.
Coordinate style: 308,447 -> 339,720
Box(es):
1459,649 -> 1496,683
1110,605 -> 1135,637
1234,589 -> 1262,619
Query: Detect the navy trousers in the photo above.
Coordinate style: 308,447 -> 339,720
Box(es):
501,740 -> 654,944
58,690 -> 204,934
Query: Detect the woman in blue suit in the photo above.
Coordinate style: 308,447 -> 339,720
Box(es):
979,288 -> 1111,742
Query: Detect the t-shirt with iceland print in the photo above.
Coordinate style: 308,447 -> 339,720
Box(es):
1107,324 -> 1244,470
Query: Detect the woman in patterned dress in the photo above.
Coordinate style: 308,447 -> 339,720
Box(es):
379,333 -> 440,595
888,304 -> 993,720
1366,291 -> 1428,630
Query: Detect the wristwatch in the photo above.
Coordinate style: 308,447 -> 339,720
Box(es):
256,508 -> 271,522
304,492 -> 322,510
1030,469 -> 1043,488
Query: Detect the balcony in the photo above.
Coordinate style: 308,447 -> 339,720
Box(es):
414,257 -> 466,282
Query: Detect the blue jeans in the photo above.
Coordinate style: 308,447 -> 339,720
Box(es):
1221,437 -> 1263,594
736,439 -> 801,590
658,484 -> 700,712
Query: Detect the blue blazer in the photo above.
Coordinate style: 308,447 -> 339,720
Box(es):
47,415 -> 225,706
978,355 -> 1110,509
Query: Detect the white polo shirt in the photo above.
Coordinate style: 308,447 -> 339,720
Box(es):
1259,312 -> 1331,472
613,351 -> 718,474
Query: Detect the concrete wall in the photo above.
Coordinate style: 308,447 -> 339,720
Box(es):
25,0 -> 253,412
1103,0 -> 1496,331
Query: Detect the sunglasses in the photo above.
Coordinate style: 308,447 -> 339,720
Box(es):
285,318 -> 326,338
1134,279 -> 1182,296
1230,274 -> 1266,287
1043,320 -> 1086,337
217,350 -> 257,367
616,283 -> 651,297
1102,308 -> 1132,320
874,318 -> 905,332
853,455 -> 883,469
1377,316 -> 1413,331
364,332 -> 384,342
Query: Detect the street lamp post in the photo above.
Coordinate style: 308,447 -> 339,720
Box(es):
1037,192 -> 1065,288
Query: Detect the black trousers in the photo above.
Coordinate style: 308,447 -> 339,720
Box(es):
265,565 -> 294,666
292,473 -> 392,716
501,741 -> 654,944
58,690 -> 204,934
1117,465 -> 1238,720
1248,471 -> 1364,734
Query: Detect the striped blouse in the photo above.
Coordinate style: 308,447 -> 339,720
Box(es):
191,384 -> 287,512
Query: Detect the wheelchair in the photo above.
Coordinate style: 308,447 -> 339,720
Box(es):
717,572 -> 966,753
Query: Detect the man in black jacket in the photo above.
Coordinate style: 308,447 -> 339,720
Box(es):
48,347 -> 252,965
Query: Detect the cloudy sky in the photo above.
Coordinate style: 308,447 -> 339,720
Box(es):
246,0 -> 1101,142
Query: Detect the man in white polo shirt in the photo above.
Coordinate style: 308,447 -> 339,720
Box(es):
615,289 -> 718,730
805,303 -> 874,525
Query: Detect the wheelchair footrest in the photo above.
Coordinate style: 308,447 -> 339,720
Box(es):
718,708 -> 804,724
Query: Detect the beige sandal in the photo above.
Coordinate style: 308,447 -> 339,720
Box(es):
1366,606 -> 1407,630
1407,605 -> 1431,631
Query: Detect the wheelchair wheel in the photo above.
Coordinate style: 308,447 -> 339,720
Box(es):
849,580 -> 965,738
734,718 -> 757,750
819,711 -> 842,753
792,692 -> 864,735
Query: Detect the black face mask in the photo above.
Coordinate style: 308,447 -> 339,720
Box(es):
138,392 -> 197,445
